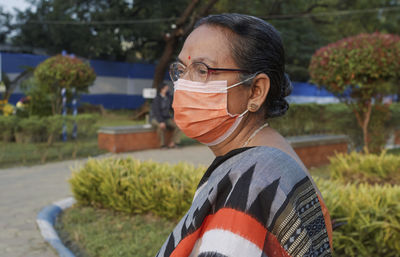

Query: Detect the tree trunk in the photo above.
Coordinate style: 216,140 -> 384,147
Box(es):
47,133 -> 54,146
2,70 -> 32,100
353,100 -> 373,153
51,100 -> 56,115
54,95 -> 61,115
54,87 -> 63,115
152,37 -> 177,89
151,0 -> 219,89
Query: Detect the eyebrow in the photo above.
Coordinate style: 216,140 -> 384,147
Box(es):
177,56 -> 217,67
176,57 -> 185,65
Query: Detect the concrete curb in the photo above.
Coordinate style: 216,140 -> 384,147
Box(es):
36,197 -> 77,257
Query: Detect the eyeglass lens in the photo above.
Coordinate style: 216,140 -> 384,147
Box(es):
170,62 -> 209,83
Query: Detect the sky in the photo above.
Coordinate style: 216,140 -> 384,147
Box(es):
0,0 -> 33,13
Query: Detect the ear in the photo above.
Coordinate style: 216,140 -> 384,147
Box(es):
247,73 -> 270,113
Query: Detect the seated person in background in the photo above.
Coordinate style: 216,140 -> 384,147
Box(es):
151,83 -> 181,148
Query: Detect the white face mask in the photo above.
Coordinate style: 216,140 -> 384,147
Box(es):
172,77 -> 252,146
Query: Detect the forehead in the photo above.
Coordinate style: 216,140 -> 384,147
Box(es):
178,25 -> 235,67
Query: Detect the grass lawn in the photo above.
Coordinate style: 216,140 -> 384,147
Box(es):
96,110 -> 145,127
56,206 -> 175,257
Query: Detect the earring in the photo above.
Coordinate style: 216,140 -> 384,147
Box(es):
248,103 -> 259,112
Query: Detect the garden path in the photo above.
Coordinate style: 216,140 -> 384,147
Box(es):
0,145 -> 214,257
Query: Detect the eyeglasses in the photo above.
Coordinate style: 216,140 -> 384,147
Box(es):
169,61 -> 250,83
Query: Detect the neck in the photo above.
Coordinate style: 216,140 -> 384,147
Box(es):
209,114 -> 264,156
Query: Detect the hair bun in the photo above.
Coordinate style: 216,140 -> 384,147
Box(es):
266,98 -> 289,118
281,73 -> 292,97
265,73 -> 291,118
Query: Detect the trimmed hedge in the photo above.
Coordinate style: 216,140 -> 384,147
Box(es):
15,116 -> 47,143
69,158 -> 400,256
0,114 -> 100,144
70,158 -> 204,220
0,115 -> 17,142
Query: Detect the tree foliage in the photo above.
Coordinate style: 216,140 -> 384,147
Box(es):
214,0 -> 400,81
33,54 -> 96,114
0,6 -> 13,44
12,0 -> 188,62
309,32 -> 400,152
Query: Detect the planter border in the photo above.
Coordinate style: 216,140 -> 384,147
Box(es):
36,197 -> 77,257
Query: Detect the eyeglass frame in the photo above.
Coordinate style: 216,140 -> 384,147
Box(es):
169,61 -> 251,83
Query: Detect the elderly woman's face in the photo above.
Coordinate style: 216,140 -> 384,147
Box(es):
178,25 -> 250,115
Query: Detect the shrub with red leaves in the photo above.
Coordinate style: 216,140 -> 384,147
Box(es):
309,32 -> 400,94
35,54 -> 96,92
34,54 -> 96,115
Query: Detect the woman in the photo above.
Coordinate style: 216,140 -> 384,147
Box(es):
157,13 -> 333,257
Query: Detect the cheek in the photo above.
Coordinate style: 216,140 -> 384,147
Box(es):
227,87 -> 249,114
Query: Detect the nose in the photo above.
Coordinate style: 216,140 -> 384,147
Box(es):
181,69 -> 191,80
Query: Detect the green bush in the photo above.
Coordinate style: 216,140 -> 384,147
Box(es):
45,115 -> 65,145
0,139 -> 105,168
42,114 -> 100,142
269,103 -> 329,136
15,116 -> 46,143
71,114 -> 100,139
69,158 -> 204,220
329,151 -> 400,185
5,114 -> 100,144
316,179 -> 400,257
20,78 -> 53,117
0,116 -> 17,142
271,103 -> 354,136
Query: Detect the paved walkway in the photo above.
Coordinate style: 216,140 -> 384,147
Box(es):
0,145 -> 215,257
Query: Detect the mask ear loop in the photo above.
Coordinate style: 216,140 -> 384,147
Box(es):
226,73 -> 258,117
226,73 -> 257,90
238,109 -> 249,117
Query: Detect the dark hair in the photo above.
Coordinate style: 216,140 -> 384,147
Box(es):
158,83 -> 170,93
195,13 -> 292,118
